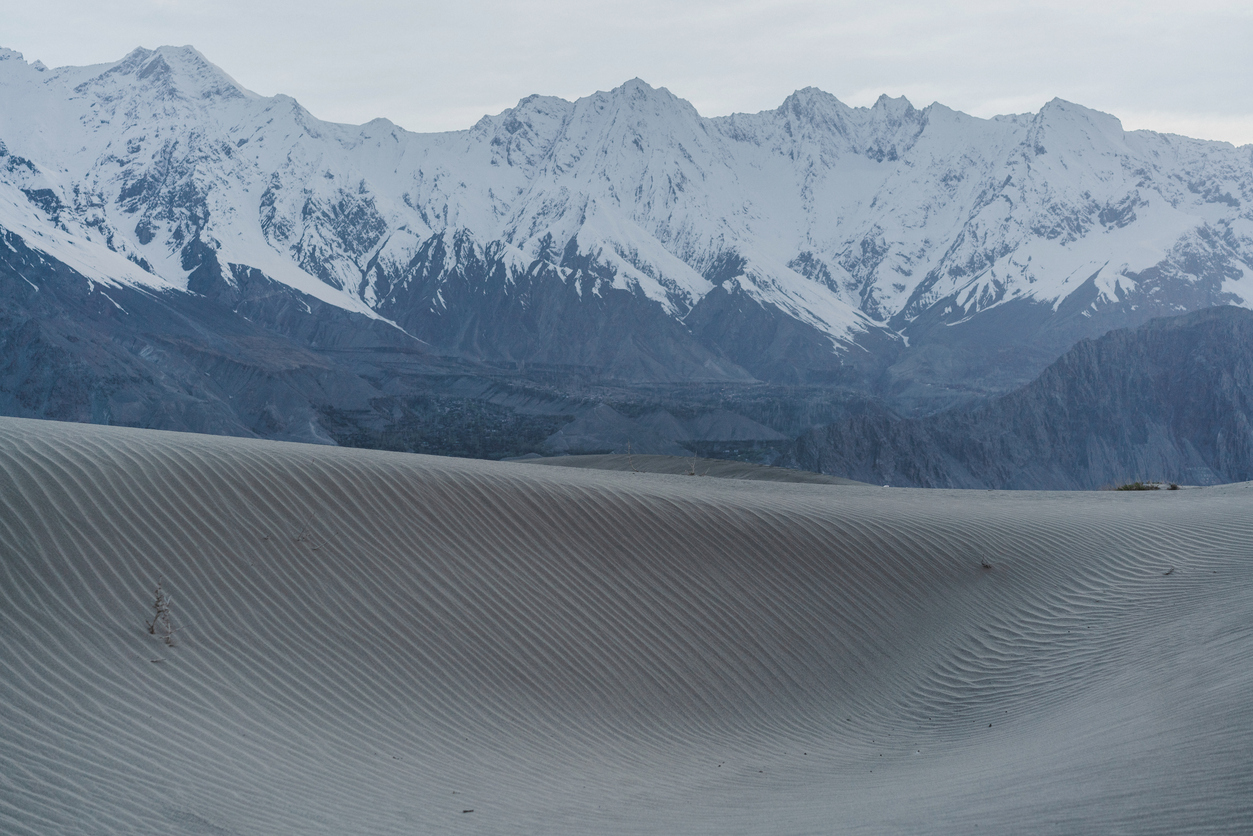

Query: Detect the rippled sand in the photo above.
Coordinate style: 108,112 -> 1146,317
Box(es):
0,416 -> 1249,834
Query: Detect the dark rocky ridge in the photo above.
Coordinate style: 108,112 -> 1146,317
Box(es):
1,228 -> 861,460
789,306 -> 1253,489
0,227 -> 580,455
370,231 -> 759,384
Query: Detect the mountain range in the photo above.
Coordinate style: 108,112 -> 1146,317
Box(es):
1,44 -> 1251,465
789,306 -> 1253,488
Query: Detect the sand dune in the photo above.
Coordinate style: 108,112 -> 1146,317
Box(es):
0,416 -> 1250,834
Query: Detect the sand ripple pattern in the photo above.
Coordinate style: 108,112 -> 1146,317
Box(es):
0,417 -> 1250,834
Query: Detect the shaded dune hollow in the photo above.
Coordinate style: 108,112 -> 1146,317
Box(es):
0,417 -> 1250,835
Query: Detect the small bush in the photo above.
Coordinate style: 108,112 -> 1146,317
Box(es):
1115,481 -> 1159,491
146,578 -> 178,646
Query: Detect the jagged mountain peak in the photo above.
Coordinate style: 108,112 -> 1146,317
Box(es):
781,86 -> 843,106
359,116 -> 400,133
1033,97 -> 1125,135
609,77 -> 672,99
504,92 -> 574,119
1039,96 -> 1108,116
578,78 -> 702,122
760,87 -> 928,162
78,44 -> 255,103
773,88 -> 919,125
870,93 -> 916,115
775,86 -> 853,126
471,93 -> 574,170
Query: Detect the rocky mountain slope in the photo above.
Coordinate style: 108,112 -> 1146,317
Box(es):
2,45 -> 1251,408
789,306 -> 1253,488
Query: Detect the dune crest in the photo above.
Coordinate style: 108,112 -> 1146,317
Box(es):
0,417 -> 1250,834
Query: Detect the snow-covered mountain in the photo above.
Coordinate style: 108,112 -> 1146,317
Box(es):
2,44 -> 1251,396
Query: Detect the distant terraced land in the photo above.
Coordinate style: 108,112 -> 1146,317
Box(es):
0,416 -> 1250,835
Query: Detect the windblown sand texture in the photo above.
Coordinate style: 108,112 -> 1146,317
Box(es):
0,416 -> 1250,834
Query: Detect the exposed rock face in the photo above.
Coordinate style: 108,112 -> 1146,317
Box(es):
372,231 -> 753,382
0,227 -> 395,444
790,307 -> 1253,488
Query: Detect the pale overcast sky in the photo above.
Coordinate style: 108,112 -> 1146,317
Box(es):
4,0 -> 1251,144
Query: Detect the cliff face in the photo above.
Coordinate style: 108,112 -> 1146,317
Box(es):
790,307 -> 1253,488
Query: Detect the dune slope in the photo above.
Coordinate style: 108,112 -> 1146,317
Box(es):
0,417 -> 1250,834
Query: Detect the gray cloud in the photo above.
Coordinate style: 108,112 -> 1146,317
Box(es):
4,0 -> 1251,144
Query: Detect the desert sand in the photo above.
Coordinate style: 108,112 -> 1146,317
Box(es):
0,416 -> 1249,834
